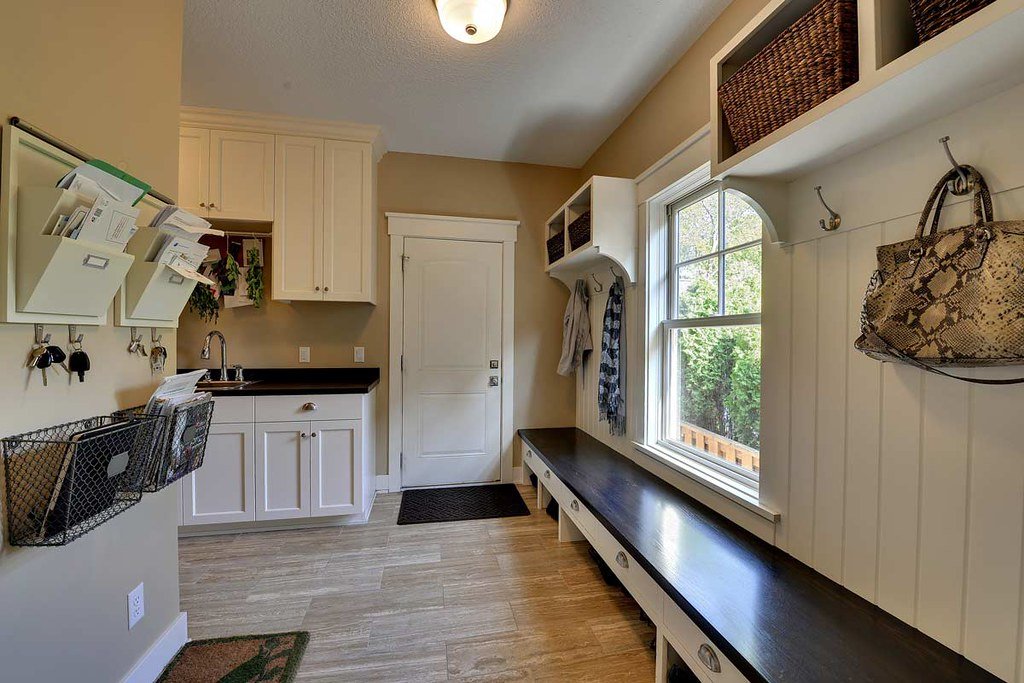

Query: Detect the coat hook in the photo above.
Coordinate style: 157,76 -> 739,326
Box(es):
939,136 -> 972,196
590,272 -> 604,293
34,324 -> 51,346
151,328 -> 162,345
814,186 -> 841,232
68,325 -> 84,346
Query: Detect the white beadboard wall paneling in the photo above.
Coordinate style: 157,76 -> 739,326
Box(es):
841,223 -> 883,601
786,240 -> 819,564
812,234 -> 848,581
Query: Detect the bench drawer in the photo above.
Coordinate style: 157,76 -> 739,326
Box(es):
664,600 -> 748,683
255,394 -> 361,422
539,465 -> 570,506
212,396 -> 255,424
586,512 -> 662,620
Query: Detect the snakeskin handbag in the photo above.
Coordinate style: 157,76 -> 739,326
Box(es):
854,166 -> 1024,385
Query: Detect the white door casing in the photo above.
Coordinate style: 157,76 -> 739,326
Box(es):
387,214 -> 518,492
401,238 -> 503,487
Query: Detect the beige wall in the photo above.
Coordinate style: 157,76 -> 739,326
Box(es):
0,2 -> 185,681
178,152 -> 580,473
581,0 -> 771,180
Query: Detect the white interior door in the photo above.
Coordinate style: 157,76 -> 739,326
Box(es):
402,237 -> 503,488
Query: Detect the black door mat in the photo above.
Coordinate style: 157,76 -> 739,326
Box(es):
397,484 -> 531,525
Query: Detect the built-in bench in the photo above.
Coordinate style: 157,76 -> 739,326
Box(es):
518,428 -> 999,683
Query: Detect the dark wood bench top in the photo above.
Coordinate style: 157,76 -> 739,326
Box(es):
518,428 -> 998,683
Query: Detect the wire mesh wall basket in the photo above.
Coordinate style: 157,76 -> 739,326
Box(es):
1,414 -> 160,547
113,398 -> 215,493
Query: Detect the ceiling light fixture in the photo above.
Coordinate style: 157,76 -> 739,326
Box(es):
435,0 -> 507,44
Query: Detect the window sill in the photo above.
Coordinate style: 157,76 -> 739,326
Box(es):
633,441 -> 780,523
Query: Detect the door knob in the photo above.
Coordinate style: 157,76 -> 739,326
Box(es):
311,432 -> 318,438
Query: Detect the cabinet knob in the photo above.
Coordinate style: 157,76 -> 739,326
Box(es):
315,286 -> 321,292
311,432 -> 318,438
209,202 -> 217,209
302,402 -> 318,411
698,644 -> 722,673
615,551 -> 629,569
324,287 -> 329,292
301,432 -> 308,439
199,202 -> 207,208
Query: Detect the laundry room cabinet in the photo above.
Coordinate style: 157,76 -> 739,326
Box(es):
177,127 -> 275,221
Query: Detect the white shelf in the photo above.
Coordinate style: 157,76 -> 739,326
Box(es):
545,176 -> 636,288
711,0 -> 1024,180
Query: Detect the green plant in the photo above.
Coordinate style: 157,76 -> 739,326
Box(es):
220,253 -> 241,295
188,283 -> 220,323
246,246 -> 265,308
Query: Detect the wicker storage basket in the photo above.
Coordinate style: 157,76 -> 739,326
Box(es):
568,211 -> 592,251
908,0 -> 995,42
547,232 -> 565,264
719,0 -> 858,153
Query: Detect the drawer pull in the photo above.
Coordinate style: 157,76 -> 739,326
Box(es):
698,644 -> 722,673
525,451 -> 531,459
302,402 -> 318,411
570,500 -> 579,512
544,470 -> 551,479
615,551 -> 628,569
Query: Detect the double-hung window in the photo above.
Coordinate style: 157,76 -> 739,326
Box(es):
660,186 -> 762,489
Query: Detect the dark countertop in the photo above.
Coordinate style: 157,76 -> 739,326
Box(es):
518,428 -> 998,683
181,367 -> 380,396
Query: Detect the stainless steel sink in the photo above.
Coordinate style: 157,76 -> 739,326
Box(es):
197,380 -> 259,391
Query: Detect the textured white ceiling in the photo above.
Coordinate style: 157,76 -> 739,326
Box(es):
182,0 -> 730,167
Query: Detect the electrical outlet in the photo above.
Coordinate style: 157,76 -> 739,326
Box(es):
127,583 -> 145,630
299,346 -> 311,363
354,347 -> 365,363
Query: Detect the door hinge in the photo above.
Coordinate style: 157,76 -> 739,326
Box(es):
401,354 -> 404,371
401,253 -> 409,273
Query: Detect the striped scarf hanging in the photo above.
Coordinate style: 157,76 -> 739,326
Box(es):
598,276 -> 625,436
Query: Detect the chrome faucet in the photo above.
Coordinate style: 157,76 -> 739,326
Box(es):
201,330 -> 228,380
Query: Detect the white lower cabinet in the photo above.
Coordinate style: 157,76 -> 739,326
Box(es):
311,419 -> 362,516
255,421 -> 312,521
181,392 -> 376,529
182,422 -> 256,525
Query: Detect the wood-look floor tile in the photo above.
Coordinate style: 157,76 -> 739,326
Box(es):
589,613 -> 657,655
445,623 -> 603,679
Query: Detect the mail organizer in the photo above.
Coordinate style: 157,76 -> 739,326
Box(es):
1,414 -> 160,547
122,226 -> 202,322
17,187 -> 135,317
113,399 -> 215,493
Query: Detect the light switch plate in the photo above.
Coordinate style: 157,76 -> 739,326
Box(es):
354,347 -> 365,363
127,582 -> 144,630
299,346 -> 311,363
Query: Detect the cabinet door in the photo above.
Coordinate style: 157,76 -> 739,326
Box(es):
255,421 -> 311,520
178,127 -> 210,216
323,140 -> 374,302
208,129 -> 275,221
310,419 -> 362,517
272,135 -> 324,301
181,423 -> 255,525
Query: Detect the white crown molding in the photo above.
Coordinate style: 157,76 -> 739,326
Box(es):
180,106 -> 387,160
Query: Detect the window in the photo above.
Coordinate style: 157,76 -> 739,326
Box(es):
661,187 -> 762,488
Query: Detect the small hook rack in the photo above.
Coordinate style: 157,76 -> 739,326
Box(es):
68,325 -> 84,347
590,272 -> 604,293
939,136 -> 972,196
814,186 -> 842,232
151,328 -> 162,345
33,324 -> 51,346
127,327 -> 147,356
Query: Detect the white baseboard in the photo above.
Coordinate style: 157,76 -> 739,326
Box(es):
376,474 -> 392,492
121,611 -> 187,683
512,466 -> 524,485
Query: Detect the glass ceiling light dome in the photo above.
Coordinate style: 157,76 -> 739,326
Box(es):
435,0 -> 507,44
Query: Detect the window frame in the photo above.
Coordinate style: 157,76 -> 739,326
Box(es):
658,184 -> 762,490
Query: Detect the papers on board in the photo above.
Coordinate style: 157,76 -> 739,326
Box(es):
143,370 -> 209,415
147,206 -> 223,283
58,162 -> 147,205
51,163 -> 147,251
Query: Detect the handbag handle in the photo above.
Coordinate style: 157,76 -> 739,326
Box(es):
862,325 -> 1024,385
916,166 -> 994,240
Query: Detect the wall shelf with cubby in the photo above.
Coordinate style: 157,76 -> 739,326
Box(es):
711,0 -> 1024,180
545,176 -> 636,288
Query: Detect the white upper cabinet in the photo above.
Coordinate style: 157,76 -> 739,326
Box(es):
272,136 -> 377,303
273,135 -> 325,301
323,140 -> 375,303
177,127 -> 275,221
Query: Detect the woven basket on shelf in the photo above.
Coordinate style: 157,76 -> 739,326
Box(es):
718,0 -> 858,153
547,232 -> 565,264
908,0 -> 995,42
568,212 -> 592,251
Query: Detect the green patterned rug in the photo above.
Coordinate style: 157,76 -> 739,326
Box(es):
157,631 -> 309,683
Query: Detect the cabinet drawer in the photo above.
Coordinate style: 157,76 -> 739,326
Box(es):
256,394 -> 361,422
587,513 -> 663,620
664,600 -> 748,683
212,396 -> 255,424
539,465 -> 569,505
